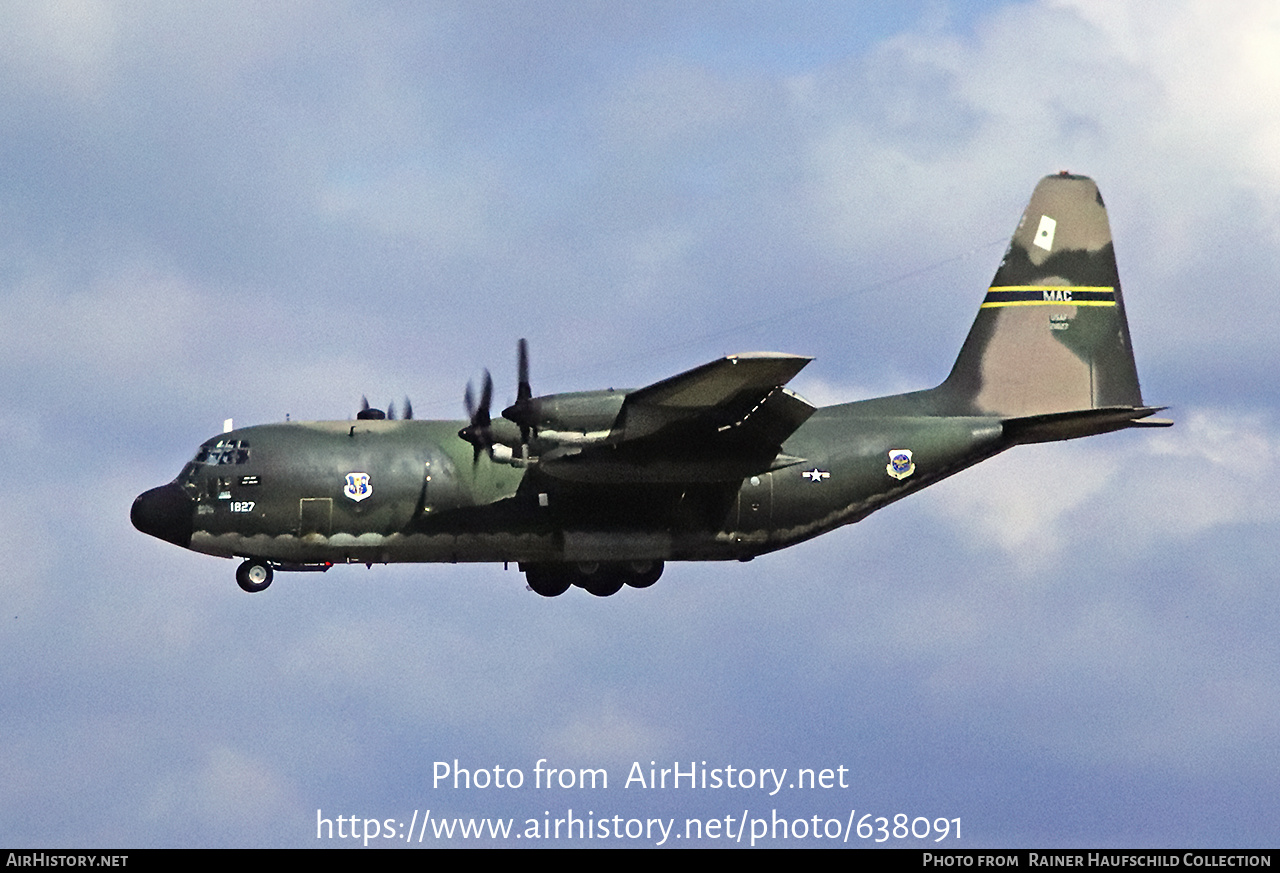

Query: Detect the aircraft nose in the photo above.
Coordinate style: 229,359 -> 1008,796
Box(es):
131,482 -> 195,548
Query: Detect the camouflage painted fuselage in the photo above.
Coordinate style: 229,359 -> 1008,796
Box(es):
175,409 -> 1005,567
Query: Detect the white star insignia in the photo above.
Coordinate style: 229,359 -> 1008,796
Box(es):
802,468 -> 830,482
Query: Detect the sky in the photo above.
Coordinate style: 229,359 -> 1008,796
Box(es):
2,0 -> 1278,849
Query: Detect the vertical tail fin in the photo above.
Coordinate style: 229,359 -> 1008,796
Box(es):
940,173 -> 1147,420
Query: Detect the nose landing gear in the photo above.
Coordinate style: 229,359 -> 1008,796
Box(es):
235,559 -> 274,593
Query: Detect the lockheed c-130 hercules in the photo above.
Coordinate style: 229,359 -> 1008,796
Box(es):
132,173 -> 1170,595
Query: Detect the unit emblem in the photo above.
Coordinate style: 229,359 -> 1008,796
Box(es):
343,472 -> 373,502
886,449 -> 915,480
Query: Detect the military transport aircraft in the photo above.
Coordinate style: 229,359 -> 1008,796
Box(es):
132,173 -> 1170,596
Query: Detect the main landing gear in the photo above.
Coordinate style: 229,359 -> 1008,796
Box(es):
521,561 -> 664,598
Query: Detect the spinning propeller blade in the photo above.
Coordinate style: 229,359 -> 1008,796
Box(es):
502,338 -> 538,448
459,370 -> 493,464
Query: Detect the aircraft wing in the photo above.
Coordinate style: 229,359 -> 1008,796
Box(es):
617,352 -> 812,439
540,352 -> 816,483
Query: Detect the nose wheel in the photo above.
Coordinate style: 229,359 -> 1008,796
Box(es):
235,559 -> 274,593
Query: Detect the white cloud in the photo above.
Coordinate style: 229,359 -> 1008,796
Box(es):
0,0 -> 120,100
145,745 -> 300,839
544,698 -> 675,768
838,405 -> 1280,774
1056,0 -> 1280,192
1123,410 -> 1279,537
790,0 -> 1280,376
923,409 -> 1280,564
921,443 -> 1120,572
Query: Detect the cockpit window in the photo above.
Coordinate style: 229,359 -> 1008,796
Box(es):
194,438 -> 250,465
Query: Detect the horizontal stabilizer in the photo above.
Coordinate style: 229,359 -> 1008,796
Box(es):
1003,405 -> 1171,444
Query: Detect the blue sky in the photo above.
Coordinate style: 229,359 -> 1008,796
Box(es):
2,0 -> 1278,847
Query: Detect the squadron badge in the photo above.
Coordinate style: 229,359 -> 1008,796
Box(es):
886,449 -> 915,480
343,472 -> 373,502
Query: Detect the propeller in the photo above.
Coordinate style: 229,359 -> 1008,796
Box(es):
460,340 -> 536,466
458,369 -> 493,464
502,338 -> 538,448
357,395 -> 414,421
356,395 -> 385,420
